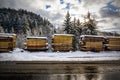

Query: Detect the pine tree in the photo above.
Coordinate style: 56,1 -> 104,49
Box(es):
22,16 -> 29,34
72,17 -> 82,50
63,11 -> 72,34
76,19 -> 80,26
76,19 -> 82,35
0,23 -> 4,33
11,27 -> 14,33
82,12 -> 97,35
33,19 -> 39,36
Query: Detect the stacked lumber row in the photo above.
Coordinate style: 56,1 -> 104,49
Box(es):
80,35 -> 104,51
52,34 -> 73,51
105,37 -> 120,51
25,37 -> 48,51
0,33 -> 16,52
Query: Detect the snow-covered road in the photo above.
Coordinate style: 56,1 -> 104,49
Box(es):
0,48 -> 120,61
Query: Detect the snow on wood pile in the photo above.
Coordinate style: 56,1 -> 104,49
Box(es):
27,36 -> 47,39
25,36 -> 48,50
80,35 -> 104,41
80,35 -> 104,51
80,35 -> 105,38
52,34 -> 73,51
0,33 -> 16,51
0,48 -> 120,61
105,37 -> 120,51
0,33 -> 16,37
53,34 -> 74,37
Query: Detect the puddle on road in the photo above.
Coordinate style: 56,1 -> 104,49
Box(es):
0,66 -> 120,80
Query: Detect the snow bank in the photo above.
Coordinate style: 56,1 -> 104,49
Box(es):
0,48 -> 120,61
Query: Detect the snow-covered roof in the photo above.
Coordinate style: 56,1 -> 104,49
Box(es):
0,33 -> 14,37
27,36 -> 47,39
80,35 -> 104,38
53,34 -> 74,36
105,36 -> 120,38
0,33 -> 16,36
0,33 -> 16,38
0,35 -> 13,38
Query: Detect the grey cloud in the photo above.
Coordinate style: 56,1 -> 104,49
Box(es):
100,6 -> 120,18
0,0 -> 34,10
97,19 -> 108,23
83,0 -> 111,8
0,0 -> 15,8
36,9 -> 50,18
104,27 -> 120,32
36,9 -> 63,22
41,0 -> 56,2
51,13 -> 63,21
71,5 -> 79,10
112,0 -> 120,7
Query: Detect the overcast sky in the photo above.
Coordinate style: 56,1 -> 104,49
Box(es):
0,0 -> 120,33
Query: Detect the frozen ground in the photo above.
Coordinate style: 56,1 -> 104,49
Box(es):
0,48 -> 120,61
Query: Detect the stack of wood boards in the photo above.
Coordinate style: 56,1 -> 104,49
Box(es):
0,33 -> 16,52
105,37 -> 120,51
25,37 -> 48,51
52,34 -> 73,51
80,35 -> 104,51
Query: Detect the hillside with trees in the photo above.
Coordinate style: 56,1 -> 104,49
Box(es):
0,8 -> 53,36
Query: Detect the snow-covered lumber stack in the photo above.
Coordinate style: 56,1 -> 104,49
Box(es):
105,37 -> 120,51
24,37 -> 48,51
0,33 -> 16,52
52,34 -> 73,51
80,35 -> 104,51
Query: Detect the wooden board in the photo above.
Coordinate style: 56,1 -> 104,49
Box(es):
0,41 -> 14,52
53,37 -> 73,44
26,46 -> 48,51
105,37 -> 120,51
53,46 -> 73,51
81,42 -> 103,48
0,48 -> 12,52
108,41 -> 120,45
0,42 -> 12,45
107,37 -> 120,41
80,42 -> 104,51
27,44 -> 48,47
107,46 -> 120,51
81,36 -> 104,42
52,34 -> 73,51
25,37 -> 48,51
0,37 -> 13,42
52,43 -> 72,46
0,33 -> 16,51
80,47 -> 104,51
84,38 -> 104,42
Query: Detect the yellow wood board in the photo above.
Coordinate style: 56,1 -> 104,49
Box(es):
0,42 -> 13,47
82,42 -> 103,48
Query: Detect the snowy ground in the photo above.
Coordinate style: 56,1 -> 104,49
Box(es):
0,48 -> 120,61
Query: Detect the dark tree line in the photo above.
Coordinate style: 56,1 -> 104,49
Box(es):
0,8 -> 53,36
